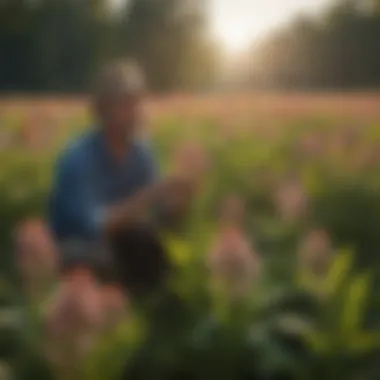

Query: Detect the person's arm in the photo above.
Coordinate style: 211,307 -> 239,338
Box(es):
106,176 -> 194,235
159,142 -> 208,230
49,151 -> 161,241
50,143 -> 195,240
134,141 -> 195,230
104,184 -> 161,236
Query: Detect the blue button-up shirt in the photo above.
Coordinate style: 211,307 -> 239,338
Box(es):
49,129 -> 158,242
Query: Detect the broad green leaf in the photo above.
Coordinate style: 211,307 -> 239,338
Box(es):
303,330 -> 329,353
162,234 -> 192,267
341,273 -> 371,335
322,251 -> 353,297
347,332 -> 380,354
296,268 -> 324,294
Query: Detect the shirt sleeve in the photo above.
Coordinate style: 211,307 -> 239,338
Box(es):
139,140 -> 160,185
140,144 -> 180,227
49,152 -> 104,241
137,141 -> 169,223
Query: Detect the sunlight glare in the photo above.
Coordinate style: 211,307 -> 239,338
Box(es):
210,0 -> 333,54
217,25 -> 255,53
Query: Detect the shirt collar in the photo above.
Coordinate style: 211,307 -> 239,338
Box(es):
94,127 -> 137,166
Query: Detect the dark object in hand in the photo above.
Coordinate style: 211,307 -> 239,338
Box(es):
110,225 -> 172,299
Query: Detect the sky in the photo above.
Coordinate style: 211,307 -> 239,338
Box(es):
209,0 -> 333,52
113,0 -> 334,53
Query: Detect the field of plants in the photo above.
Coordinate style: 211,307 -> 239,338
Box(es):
2,93 -> 380,380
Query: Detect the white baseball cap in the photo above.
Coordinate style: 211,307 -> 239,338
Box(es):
94,60 -> 146,100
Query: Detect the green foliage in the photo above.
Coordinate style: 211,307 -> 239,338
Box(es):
311,180 -> 380,270
251,0 -> 380,89
0,0 -> 217,93
2,116 -> 380,379
120,0 -> 215,91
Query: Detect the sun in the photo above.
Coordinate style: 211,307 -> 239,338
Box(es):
209,0 -> 288,55
221,29 -> 253,53
211,6 -> 273,55
214,21 -> 255,54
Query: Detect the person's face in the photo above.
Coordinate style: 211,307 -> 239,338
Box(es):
96,93 -> 143,138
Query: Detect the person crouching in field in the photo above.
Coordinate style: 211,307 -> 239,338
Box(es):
18,60 -> 200,301
49,60 -> 204,298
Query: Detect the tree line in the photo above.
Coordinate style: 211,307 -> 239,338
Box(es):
0,0 -> 217,93
249,0 -> 380,90
2,0 -> 380,92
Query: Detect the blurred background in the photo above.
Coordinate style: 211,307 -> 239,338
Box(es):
1,0 -> 380,93
3,1 -> 380,380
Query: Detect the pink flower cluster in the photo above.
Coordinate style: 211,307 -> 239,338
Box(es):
15,219 -> 58,299
274,179 -> 308,222
45,268 -> 128,368
14,220 -> 128,369
298,229 -> 333,277
207,196 -> 261,298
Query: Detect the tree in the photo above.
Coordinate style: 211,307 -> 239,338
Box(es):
0,0 -> 37,91
31,0 -> 112,92
0,0 -> 218,93
119,0 -> 217,91
246,0 -> 380,90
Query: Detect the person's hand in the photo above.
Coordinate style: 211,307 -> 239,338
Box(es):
156,176 -> 194,199
105,142 -> 209,235
155,176 -> 195,215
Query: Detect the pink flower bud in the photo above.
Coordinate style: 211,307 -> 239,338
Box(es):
100,285 -> 129,329
45,268 -> 104,367
298,229 -> 333,276
298,132 -> 323,157
172,141 -> 209,183
14,219 -> 58,297
46,268 -> 103,337
208,227 -> 261,297
274,179 -> 308,222
219,195 -> 245,227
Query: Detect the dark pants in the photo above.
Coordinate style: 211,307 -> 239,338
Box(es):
60,225 -> 171,299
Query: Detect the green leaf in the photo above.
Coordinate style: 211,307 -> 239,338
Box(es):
341,273 -> 371,335
347,332 -> 380,354
304,330 -> 329,353
162,234 -> 192,267
322,250 -> 353,297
